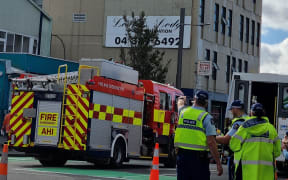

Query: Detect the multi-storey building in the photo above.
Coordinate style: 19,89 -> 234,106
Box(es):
43,0 -> 262,130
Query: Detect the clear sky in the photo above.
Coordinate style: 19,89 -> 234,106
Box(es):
260,0 -> 288,74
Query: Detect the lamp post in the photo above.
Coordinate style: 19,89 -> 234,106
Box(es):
176,8 -> 210,90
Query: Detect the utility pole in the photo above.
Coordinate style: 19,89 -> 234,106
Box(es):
176,8 -> 185,89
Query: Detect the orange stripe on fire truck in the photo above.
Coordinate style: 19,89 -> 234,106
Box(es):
62,84 -> 89,151
9,91 -> 34,147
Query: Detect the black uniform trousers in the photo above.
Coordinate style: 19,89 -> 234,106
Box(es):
176,148 -> 210,180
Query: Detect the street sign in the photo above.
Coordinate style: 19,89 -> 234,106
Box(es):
197,61 -> 212,76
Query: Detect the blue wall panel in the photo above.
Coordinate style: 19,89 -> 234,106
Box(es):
0,53 -> 79,122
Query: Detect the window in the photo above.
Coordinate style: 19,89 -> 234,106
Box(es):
238,59 -> 242,72
0,41 -> 4,52
200,0 -> 205,23
168,94 -> 172,111
256,23 -> 260,47
214,3 -> 219,32
160,92 -> 170,111
226,56 -> 231,83
160,92 -> 166,110
0,31 -> 5,39
14,34 -> 22,52
232,57 -> 236,77
22,36 -> 30,53
240,15 -> 244,41
245,18 -> 250,43
244,61 -> 248,73
251,20 -> 255,45
6,33 -> 14,52
228,10 -> 233,37
33,39 -> 37,54
221,7 -> 226,34
205,49 -> 210,60
0,30 -> 37,54
212,51 -> 218,80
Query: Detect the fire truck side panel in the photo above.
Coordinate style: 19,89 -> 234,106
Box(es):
9,91 -> 34,147
34,101 -> 62,146
88,91 -> 113,150
126,98 -> 143,157
62,84 -> 90,151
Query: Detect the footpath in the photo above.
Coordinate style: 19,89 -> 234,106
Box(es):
0,136 -> 25,157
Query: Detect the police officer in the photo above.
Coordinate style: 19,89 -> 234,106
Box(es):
216,100 -> 247,180
230,103 -> 281,180
174,90 -> 223,180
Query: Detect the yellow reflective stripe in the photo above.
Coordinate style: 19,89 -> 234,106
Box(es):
174,142 -> 208,150
242,160 -> 273,166
99,112 -> 106,120
197,112 -> 207,121
89,110 -> 93,119
163,123 -> 170,136
94,104 -> 100,111
113,115 -> 122,123
154,109 -> 165,123
133,118 -> 142,126
233,134 -> 244,143
80,85 -> 89,92
123,109 -> 129,117
129,110 -> 135,118
245,137 -> 274,144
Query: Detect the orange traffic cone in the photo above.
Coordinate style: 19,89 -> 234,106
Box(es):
0,144 -> 8,180
149,143 -> 159,180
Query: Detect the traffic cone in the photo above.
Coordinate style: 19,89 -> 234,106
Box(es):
149,143 -> 159,180
0,144 -> 8,180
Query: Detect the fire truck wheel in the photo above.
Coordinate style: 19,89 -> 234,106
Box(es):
110,140 -> 125,167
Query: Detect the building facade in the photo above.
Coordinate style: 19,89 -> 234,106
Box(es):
43,0 -> 262,130
0,0 -> 52,56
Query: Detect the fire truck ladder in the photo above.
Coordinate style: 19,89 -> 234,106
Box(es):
58,65 -> 99,149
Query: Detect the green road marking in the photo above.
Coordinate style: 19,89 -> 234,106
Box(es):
33,167 -> 176,180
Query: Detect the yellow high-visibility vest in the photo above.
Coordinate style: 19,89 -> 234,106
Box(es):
174,107 -> 208,151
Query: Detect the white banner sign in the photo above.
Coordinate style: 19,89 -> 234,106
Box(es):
105,16 -> 191,48
197,61 -> 212,76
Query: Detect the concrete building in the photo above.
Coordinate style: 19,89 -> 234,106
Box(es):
43,0 -> 262,130
0,0 -> 52,56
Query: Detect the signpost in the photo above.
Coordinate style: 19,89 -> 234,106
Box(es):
197,61 -> 212,76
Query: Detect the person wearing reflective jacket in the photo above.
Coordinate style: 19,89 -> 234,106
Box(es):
174,90 -> 223,180
216,100 -> 247,180
229,103 -> 281,180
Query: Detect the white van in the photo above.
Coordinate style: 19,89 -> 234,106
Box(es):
226,73 -> 288,171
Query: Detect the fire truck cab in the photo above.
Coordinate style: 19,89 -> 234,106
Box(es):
226,72 -> 288,171
9,59 -> 183,167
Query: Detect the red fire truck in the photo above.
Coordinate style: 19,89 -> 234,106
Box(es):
8,59 -> 183,167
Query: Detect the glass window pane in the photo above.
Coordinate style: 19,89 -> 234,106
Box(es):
0,41 -> 4,52
22,36 -> 30,53
14,34 -> 22,52
0,31 -> 5,39
6,33 -> 14,52
33,39 -> 37,54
